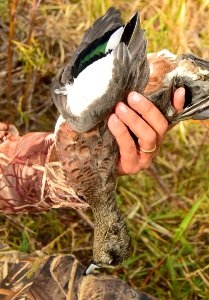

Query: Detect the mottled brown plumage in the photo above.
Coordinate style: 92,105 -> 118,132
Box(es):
55,120 -> 130,268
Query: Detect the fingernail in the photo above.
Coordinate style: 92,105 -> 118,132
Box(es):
119,102 -> 128,113
178,87 -> 185,96
131,92 -> 141,102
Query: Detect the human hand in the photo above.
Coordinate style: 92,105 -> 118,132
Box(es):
108,88 -> 185,175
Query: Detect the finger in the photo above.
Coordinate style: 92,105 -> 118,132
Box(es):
168,87 -> 185,130
115,102 -> 158,151
173,87 -> 185,112
127,92 -> 168,139
108,114 -> 139,174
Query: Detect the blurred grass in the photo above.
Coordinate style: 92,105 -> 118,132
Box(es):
0,0 -> 209,299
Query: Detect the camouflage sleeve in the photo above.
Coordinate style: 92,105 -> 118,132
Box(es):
0,122 -> 55,213
0,123 -> 87,213
0,244 -> 156,300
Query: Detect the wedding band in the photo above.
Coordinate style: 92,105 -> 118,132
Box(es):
140,145 -> 157,153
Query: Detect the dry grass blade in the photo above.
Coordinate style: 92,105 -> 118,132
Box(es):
6,0 -> 17,117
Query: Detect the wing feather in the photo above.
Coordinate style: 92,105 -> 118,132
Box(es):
61,7 -> 123,84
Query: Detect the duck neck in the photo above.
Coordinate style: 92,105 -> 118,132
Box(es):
92,190 -> 121,220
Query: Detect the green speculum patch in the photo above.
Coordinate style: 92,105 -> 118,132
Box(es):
72,27 -> 121,78
79,41 -> 108,68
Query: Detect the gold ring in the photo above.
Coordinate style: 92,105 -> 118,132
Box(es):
140,145 -> 157,153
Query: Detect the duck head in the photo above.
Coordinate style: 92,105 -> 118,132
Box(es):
85,205 -> 131,275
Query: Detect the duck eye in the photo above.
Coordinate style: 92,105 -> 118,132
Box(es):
108,250 -> 120,266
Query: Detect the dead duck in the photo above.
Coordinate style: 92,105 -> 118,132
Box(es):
52,7 -> 149,272
52,8 -> 209,273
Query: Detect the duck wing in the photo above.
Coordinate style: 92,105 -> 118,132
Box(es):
60,7 -> 123,84
52,10 -> 148,133
53,43 -> 133,132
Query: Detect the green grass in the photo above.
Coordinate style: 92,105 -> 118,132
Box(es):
0,0 -> 209,299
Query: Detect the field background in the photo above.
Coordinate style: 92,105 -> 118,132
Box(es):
0,0 -> 209,299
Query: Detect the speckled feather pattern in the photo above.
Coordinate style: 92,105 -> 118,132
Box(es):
55,119 -> 131,266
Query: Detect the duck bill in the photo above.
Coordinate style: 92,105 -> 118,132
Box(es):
84,261 -> 99,275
